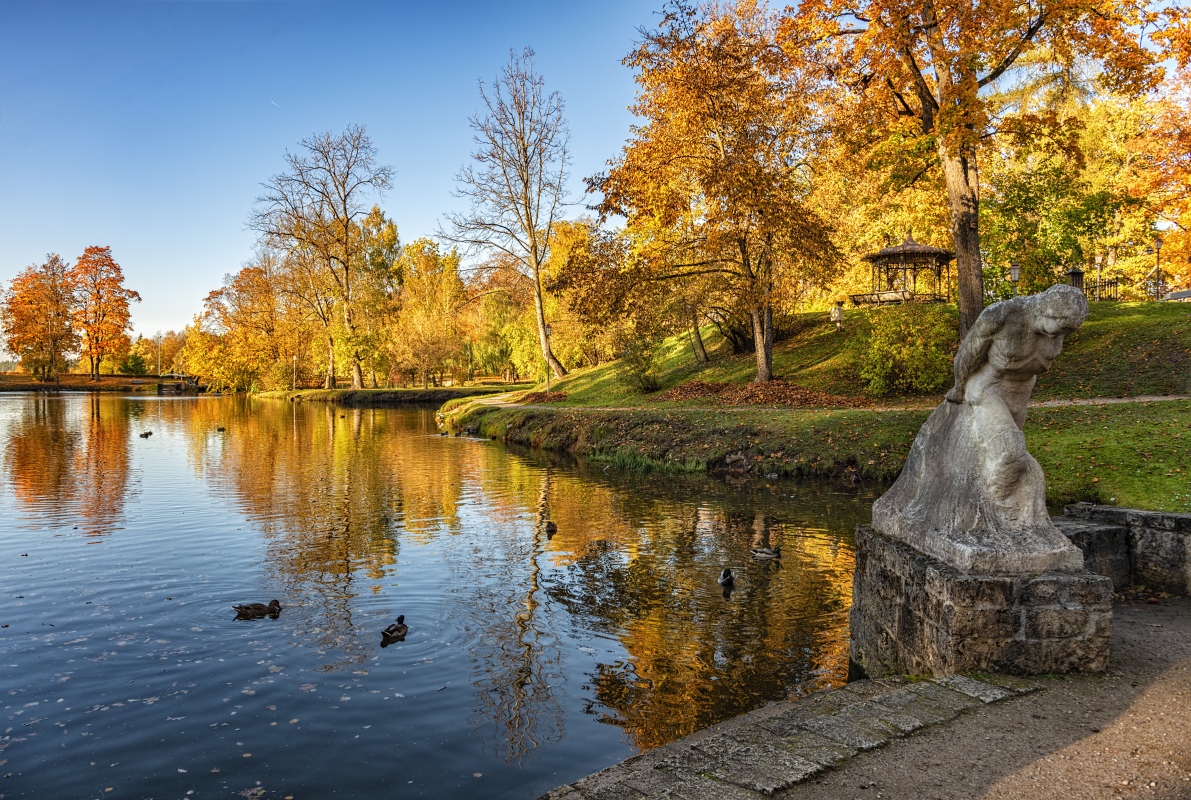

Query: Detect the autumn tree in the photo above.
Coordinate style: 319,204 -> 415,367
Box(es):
444,47 -> 571,380
2,254 -> 79,383
71,246 -> 141,381
781,0 -> 1183,336
594,2 -> 838,382
251,125 -> 394,389
393,239 -> 465,387
353,206 -> 402,387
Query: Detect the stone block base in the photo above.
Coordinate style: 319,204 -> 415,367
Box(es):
850,526 -> 1113,677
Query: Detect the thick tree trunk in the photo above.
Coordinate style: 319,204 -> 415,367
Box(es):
324,335 -> 335,390
690,307 -> 708,364
939,143 -> 983,339
351,358 -> 364,390
750,305 -> 773,382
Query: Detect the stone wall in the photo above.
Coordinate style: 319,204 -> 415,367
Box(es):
1060,505 -> 1191,595
850,526 -> 1113,677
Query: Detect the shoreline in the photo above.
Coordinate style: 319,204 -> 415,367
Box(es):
447,397 -> 1191,513
258,385 -> 520,406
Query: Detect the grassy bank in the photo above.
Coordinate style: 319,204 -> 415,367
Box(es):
537,301 -> 1190,408
0,373 -> 160,392
262,385 -> 526,406
450,399 -> 1191,512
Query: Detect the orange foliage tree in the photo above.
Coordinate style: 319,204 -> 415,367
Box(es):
780,0 -> 1184,335
72,246 -> 141,380
2,254 -> 79,383
594,1 -> 838,383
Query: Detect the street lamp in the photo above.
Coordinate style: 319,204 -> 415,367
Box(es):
1153,236 -> 1163,301
544,324 -> 553,397
1094,252 -> 1104,301
1009,261 -> 1021,295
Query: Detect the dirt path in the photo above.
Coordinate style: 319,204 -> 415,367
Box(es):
774,598 -> 1191,800
462,394 -> 1191,414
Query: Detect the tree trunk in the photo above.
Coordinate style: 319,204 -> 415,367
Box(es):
690,307 -> 708,364
324,335 -> 335,390
351,357 -> 364,390
531,272 -> 566,379
939,143 -> 983,339
750,305 -> 773,382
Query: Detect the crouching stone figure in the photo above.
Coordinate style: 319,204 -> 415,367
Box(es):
871,284 -> 1089,575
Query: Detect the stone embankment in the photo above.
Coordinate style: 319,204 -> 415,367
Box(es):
542,674 -> 1035,800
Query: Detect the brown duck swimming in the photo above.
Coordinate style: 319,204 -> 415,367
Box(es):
233,599 -> 281,619
381,615 -> 408,643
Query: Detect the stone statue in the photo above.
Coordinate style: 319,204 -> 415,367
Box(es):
871,284 -> 1089,575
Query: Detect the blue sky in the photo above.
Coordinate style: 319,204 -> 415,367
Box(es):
0,0 -> 655,336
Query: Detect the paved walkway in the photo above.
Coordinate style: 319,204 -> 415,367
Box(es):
541,597 -> 1191,800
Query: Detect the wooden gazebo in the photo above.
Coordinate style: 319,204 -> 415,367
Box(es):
850,233 -> 954,306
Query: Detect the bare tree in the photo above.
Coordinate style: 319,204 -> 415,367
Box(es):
250,124 -> 393,389
444,47 -> 571,379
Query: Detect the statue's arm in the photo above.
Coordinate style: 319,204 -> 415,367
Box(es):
946,304 -> 1008,403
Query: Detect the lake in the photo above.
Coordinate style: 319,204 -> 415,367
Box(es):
0,394 -> 877,799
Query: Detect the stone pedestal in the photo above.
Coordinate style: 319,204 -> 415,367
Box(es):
850,526 -> 1113,677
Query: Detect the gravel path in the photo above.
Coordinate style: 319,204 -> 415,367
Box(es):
776,597 -> 1191,800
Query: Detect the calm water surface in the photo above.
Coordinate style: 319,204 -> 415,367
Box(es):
0,394 -> 878,799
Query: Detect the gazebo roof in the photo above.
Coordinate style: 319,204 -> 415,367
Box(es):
861,233 -> 954,264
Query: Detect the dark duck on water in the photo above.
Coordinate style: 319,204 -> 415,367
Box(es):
381,615 -> 409,644
233,599 -> 282,619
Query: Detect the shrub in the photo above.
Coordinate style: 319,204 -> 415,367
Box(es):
851,304 -> 957,397
118,353 -> 148,376
617,336 -> 662,393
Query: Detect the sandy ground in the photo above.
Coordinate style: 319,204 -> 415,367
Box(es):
775,597 -> 1191,800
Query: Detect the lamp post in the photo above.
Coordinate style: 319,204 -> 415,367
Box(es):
1094,252 -> 1103,301
1154,236 -> 1163,300
1009,261 -> 1021,295
544,324 -> 553,397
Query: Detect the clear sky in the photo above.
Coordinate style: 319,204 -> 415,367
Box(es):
0,0 -> 655,336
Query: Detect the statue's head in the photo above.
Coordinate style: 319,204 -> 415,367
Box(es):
1030,284 -> 1088,338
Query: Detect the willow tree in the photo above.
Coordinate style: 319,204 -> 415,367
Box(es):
251,125 -> 393,389
594,1 -> 838,382
445,47 -> 570,380
781,0 -> 1181,336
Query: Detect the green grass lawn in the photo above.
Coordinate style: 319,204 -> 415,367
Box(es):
1027,400 -> 1191,512
540,301 -> 1191,408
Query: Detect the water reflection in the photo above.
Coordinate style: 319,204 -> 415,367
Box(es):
0,395 -> 877,799
3,393 -> 134,536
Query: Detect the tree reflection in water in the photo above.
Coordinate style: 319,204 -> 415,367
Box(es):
4,394 -> 133,536
0,396 -> 874,771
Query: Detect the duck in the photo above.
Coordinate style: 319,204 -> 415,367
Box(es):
717,568 -> 735,587
544,521 -> 558,536
750,546 -> 782,560
139,431 -> 153,438
382,615 -> 409,639
216,426 -> 226,432
233,599 -> 282,619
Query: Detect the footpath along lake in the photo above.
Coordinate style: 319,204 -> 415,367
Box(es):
0,394 -> 879,799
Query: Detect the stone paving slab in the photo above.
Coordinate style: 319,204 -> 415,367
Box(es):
538,674 -> 1037,800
